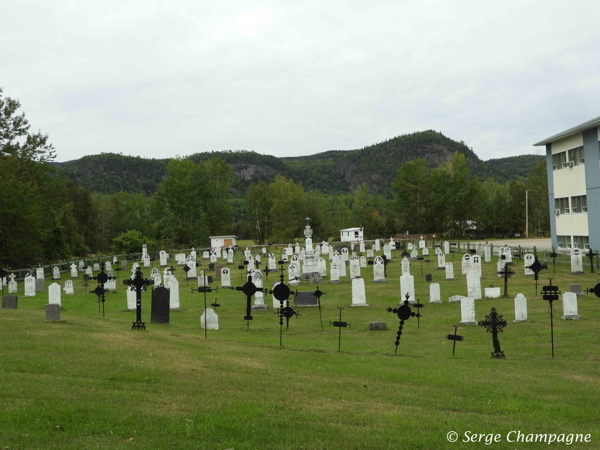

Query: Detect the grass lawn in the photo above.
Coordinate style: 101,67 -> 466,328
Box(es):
1,248 -> 599,449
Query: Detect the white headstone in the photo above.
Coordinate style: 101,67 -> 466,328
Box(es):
105,261 -> 112,271
374,239 -> 381,252
419,237 -> 425,249
484,244 -> 492,263
484,287 -> 501,298
422,247 -> 429,256
186,261 -> 197,278
70,263 -> 78,278
410,248 -> 418,260
203,251 -> 210,260
461,254 -> 472,275
360,256 -> 367,268
460,297 -> 476,325
210,252 -> 217,264
227,248 -> 234,264
126,286 -> 136,310
24,275 -> 36,297
48,282 -> 61,307
445,263 -> 455,280
562,292 -> 580,319
429,282 -> 441,303
159,250 -> 167,266
514,293 -> 528,322
437,252 -> 446,269
328,246 -> 334,260
253,271 -> 264,307
401,257 -> 410,275
523,254 -> 535,276
351,278 -> 368,306
142,253 -> 150,268
444,241 -> 450,254
349,256 -> 361,279
329,262 -> 340,283
105,278 -> 116,291
373,256 -> 386,283
219,267 -> 230,288
383,244 -> 391,261
85,266 -> 93,278
407,243 -> 413,251
8,273 -> 17,294
571,249 -> 584,274
53,266 -> 60,280
200,308 -> 219,330
197,270 -> 206,288
367,249 -> 373,258
318,257 -> 327,277
497,260 -> 506,278
288,263 -> 299,285
169,277 -> 180,310
79,261 -> 85,271
448,295 -> 464,303
341,248 -> 349,262
400,272 -> 415,304
63,280 -> 74,295
36,267 -> 44,280
467,270 -> 481,300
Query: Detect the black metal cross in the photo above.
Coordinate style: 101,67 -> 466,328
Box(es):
497,263 -> 515,297
387,292 -> 421,355
446,326 -> 464,357
123,267 -> 154,330
478,307 -> 507,359
191,284 -> 219,339
585,282 -> 600,298
90,263 -> 113,318
329,307 -> 351,351
268,260 -> 297,347
526,257 -> 547,296
234,273 -> 265,330
588,248 -> 597,274
413,299 -> 424,328
542,278 -> 561,358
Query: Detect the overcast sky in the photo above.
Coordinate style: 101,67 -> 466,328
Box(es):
2,0 -> 600,162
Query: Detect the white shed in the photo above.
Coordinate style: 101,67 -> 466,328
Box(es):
209,235 -> 237,248
340,227 -> 364,242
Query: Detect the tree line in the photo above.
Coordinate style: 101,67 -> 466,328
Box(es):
0,88 -> 548,268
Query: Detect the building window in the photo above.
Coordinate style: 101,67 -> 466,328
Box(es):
557,235 -> 571,248
573,236 -> 589,249
568,146 -> 585,165
570,195 -> 587,213
555,197 -> 570,214
354,231 -> 359,238
552,151 -> 567,170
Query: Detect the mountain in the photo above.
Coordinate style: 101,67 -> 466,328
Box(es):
51,131 -> 544,197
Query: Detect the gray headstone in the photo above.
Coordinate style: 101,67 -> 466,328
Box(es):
45,304 -> 60,321
368,321 -> 388,331
570,284 -> 583,296
424,274 -> 432,282
35,279 -> 44,292
2,295 -> 17,309
294,292 -> 319,307
151,286 -> 170,324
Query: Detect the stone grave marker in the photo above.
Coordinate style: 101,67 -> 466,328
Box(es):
484,287 -> 501,298
201,308 -> 219,330
467,270 -> 482,300
151,286 -> 170,324
514,293 -> 528,322
351,278 -> 368,306
63,280 -> 74,295
562,292 -> 580,319
48,282 -> 61,307
24,275 -> 35,297
221,268 -> 231,288
524,254 -> 535,276
373,256 -> 386,283
53,266 -> 60,280
445,263 -> 455,280
460,297 -> 476,325
571,249 -> 584,274
36,278 -> 44,293
45,304 -> 60,321
2,295 -> 17,309
294,291 -> 319,307
400,272 -> 415,304
429,283 -> 441,303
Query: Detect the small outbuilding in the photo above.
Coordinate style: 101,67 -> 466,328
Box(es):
340,227 -> 364,242
209,235 -> 237,248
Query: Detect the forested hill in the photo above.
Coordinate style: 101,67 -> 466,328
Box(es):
51,131 -> 544,196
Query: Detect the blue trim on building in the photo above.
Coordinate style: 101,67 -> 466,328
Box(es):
546,144 -> 557,248
583,129 -> 600,251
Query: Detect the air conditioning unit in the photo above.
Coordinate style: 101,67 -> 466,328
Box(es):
569,161 -> 575,167
555,209 -> 560,215
580,158 -> 585,164
572,207 -> 578,213
552,165 -> 558,170
562,162 -> 568,168
565,208 -> 570,214
583,206 -> 588,212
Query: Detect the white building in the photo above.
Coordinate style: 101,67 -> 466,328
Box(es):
340,227 -> 364,242
534,117 -> 600,250
209,235 -> 237,248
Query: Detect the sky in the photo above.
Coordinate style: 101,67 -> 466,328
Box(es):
2,0 -> 600,163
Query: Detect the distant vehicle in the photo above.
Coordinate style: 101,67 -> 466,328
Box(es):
514,233 -> 521,238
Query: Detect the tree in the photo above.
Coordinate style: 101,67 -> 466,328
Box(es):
112,230 -> 150,254
268,176 -> 307,242
526,160 -> 549,234
246,180 -> 272,244
392,159 -> 433,233
0,88 -> 56,162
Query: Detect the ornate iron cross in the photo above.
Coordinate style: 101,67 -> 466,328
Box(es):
526,257 -> 547,296
90,263 -> 113,318
269,260 -> 298,347
387,292 -> 421,355
191,283 -> 219,339
542,278 -> 561,358
233,273 -> 265,330
588,248 -> 597,274
497,263 -> 515,297
478,307 -> 507,359
123,267 -> 154,330
549,248 -> 558,274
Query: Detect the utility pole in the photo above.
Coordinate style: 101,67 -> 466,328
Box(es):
525,190 -> 529,238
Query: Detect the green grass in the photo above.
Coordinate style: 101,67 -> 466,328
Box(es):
1,249 -> 600,450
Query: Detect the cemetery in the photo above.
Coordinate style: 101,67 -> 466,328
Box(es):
1,236 -> 600,449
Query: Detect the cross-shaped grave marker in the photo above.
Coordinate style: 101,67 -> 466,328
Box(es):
549,248 -> 558,274
90,263 -> 114,318
191,281 -> 220,339
541,278 -> 561,358
478,307 -> 507,359
585,281 -> 600,298
329,307 -> 351,351
526,256 -> 547,296
446,326 -> 464,357
387,292 -> 421,355
269,260 -> 298,347
587,248 -> 597,274
497,261 -> 515,297
123,267 -> 154,330
231,273 -> 266,331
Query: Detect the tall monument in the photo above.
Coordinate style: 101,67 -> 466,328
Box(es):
302,217 -> 320,280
